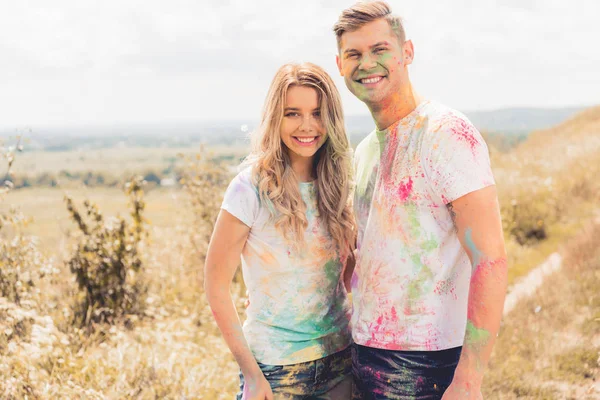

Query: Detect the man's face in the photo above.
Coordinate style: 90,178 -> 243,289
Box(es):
336,19 -> 413,107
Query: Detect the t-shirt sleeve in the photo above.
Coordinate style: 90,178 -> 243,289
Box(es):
423,112 -> 495,204
221,170 -> 260,227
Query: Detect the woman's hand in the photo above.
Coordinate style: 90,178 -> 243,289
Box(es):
243,372 -> 274,400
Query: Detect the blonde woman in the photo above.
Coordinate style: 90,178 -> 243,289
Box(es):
205,62 -> 356,400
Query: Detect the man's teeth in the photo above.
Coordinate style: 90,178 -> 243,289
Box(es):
361,76 -> 382,84
296,137 -> 316,143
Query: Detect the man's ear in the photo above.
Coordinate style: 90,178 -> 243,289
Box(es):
336,54 -> 344,76
403,39 -> 415,65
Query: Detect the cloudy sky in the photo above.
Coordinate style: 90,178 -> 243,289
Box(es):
1,0 -> 598,128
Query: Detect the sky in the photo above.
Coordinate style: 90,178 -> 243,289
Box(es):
0,0 -> 599,129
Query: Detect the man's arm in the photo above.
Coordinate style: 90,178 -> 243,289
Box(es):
442,185 -> 508,399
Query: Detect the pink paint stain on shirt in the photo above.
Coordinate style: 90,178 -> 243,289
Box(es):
449,118 -> 480,154
398,177 -> 413,201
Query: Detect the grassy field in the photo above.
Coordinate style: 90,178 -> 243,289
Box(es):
483,220 -> 600,399
11,145 -> 247,177
0,186 -> 191,252
1,106 -> 599,398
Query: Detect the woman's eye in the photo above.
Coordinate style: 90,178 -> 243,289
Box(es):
313,112 -> 321,118
285,112 -> 299,117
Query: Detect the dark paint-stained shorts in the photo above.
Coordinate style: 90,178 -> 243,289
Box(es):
352,343 -> 462,400
236,346 -> 352,400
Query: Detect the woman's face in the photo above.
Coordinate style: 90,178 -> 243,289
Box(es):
280,85 -> 327,163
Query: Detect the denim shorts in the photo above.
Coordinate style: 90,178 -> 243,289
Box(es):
352,343 -> 462,400
236,346 -> 352,400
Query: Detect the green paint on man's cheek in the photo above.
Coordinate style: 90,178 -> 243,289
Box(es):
377,53 -> 395,64
350,80 -> 369,98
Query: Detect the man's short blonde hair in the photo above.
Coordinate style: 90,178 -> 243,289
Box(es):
333,1 -> 405,49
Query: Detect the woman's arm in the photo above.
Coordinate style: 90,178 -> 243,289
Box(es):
204,209 -> 272,400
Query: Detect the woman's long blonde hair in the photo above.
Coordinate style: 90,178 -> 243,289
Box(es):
245,62 -> 355,257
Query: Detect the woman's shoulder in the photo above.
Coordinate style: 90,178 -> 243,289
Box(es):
227,164 -> 255,186
226,166 -> 260,200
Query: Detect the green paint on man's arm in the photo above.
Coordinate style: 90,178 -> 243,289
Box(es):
465,320 -> 490,350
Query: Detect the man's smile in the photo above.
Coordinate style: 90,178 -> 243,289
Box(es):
354,74 -> 387,87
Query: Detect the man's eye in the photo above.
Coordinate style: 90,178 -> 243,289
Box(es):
374,48 -> 386,53
347,53 -> 359,59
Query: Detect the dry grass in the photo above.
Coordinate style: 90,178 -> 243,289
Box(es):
483,221 -> 600,399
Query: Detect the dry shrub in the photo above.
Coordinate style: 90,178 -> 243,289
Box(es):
178,147 -> 231,261
0,135 -> 65,399
1,135 -> 56,310
64,175 -> 149,328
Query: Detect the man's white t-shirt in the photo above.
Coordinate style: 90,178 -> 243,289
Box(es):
352,100 -> 495,351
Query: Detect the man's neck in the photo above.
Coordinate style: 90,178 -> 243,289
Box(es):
369,88 -> 421,131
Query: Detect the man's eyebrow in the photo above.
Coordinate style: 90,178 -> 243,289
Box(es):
370,41 -> 390,48
343,48 -> 359,55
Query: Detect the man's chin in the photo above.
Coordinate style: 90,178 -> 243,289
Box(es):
347,85 -> 386,106
357,92 -> 386,107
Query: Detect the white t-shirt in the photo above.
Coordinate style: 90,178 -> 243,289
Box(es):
221,168 -> 352,365
352,100 -> 495,351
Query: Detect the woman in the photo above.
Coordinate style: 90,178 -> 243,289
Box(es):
205,62 -> 356,399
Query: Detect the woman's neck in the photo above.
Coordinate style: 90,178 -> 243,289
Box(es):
289,154 -> 315,183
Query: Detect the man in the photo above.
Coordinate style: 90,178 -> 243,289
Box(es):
333,2 -> 508,399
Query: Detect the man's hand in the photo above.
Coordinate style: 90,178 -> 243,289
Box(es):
243,372 -> 274,400
441,380 -> 482,400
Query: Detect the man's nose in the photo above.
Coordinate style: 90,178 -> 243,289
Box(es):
358,54 -> 377,70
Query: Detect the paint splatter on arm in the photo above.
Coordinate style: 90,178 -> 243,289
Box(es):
441,185 -> 508,400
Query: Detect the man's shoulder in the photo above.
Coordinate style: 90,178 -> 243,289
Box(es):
423,101 -> 473,131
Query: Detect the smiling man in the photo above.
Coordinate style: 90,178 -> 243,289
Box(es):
333,2 -> 508,399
